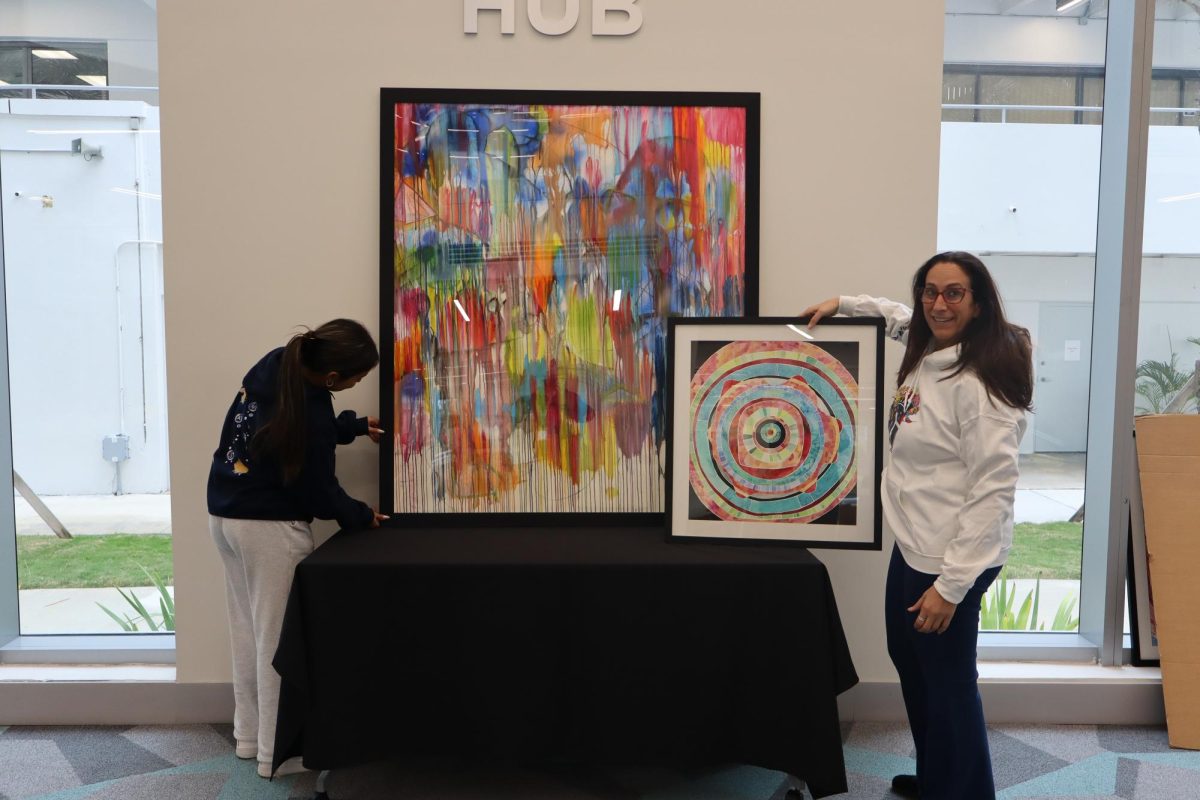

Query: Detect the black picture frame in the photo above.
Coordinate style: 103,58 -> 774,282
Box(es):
665,316 -> 885,548
380,87 -> 761,523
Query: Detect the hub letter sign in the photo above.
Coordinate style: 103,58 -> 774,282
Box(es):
465,0 -> 643,36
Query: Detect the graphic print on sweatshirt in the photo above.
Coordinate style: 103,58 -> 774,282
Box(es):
223,387 -> 259,475
888,385 -> 920,447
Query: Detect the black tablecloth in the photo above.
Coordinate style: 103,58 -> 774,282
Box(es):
272,523 -> 858,798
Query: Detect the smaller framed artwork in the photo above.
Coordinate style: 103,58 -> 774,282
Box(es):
666,317 -> 884,548
1128,437 -> 1159,666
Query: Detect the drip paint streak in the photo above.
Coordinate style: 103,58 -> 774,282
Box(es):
392,102 -> 749,513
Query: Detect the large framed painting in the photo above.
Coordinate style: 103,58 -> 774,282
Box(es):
666,318 -> 884,547
380,88 -> 760,519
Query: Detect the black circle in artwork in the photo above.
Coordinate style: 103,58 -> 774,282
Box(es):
754,419 -> 787,449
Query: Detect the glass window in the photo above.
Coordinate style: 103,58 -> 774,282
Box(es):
0,45 -> 29,97
1132,12 -> 1200,647
1149,78 -> 1182,127
978,74 -> 1077,124
1082,76 -> 1105,126
30,41 -> 108,99
943,7 -> 1103,635
942,72 -> 977,122
1181,77 -> 1200,127
0,40 -> 109,99
1,4 -> 167,638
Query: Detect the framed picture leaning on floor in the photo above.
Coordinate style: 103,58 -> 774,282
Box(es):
666,317 -> 884,547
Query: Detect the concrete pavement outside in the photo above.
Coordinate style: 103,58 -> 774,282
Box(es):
19,586 -> 171,634
14,493 -> 171,536
13,492 -> 172,633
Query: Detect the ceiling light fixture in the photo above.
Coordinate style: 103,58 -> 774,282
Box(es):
77,75 -> 107,86
1056,0 -> 1088,12
32,49 -> 76,60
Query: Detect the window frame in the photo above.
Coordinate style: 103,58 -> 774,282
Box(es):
0,38 -> 110,100
966,0 -> 1157,665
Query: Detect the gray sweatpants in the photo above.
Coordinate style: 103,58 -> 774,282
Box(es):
209,515 -> 314,769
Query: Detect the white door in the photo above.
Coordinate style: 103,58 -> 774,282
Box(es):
1034,303 -> 1091,453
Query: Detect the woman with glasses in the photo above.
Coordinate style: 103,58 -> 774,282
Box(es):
802,251 -> 1033,800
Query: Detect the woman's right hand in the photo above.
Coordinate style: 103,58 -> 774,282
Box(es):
800,297 -> 840,329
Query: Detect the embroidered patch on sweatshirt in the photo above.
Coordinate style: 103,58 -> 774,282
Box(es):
888,385 -> 920,446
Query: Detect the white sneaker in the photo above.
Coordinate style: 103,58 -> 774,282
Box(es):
257,757 -> 309,779
235,740 -> 256,760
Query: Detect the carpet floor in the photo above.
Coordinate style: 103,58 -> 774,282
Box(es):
0,722 -> 1197,799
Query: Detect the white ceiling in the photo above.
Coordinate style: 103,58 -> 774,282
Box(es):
945,0 -> 1200,20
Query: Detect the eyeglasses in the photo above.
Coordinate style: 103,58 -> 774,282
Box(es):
919,285 -> 971,305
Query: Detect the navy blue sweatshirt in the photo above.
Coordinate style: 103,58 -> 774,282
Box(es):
207,348 -> 374,531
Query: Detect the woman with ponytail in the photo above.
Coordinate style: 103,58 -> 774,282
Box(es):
207,318 -> 387,778
803,252 -> 1033,800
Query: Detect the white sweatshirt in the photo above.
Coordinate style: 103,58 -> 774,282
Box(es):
839,295 -> 1027,604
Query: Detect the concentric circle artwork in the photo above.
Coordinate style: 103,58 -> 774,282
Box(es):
689,341 -> 858,523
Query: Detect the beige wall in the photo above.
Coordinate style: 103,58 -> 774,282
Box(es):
159,0 -> 943,684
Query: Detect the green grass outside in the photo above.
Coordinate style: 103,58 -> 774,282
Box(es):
16,534 -> 173,590
13,522 -> 1082,591
999,521 -> 1083,581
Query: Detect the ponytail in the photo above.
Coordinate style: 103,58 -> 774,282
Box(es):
251,320 -> 379,485
252,333 -> 310,484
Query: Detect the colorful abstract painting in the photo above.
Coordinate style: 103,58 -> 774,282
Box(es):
381,89 -> 759,516
667,319 -> 883,547
688,340 -> 859,524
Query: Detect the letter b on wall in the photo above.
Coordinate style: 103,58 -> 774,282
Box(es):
593,0 -> 642,36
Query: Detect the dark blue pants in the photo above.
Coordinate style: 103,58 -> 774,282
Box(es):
885,545 -> 1001,800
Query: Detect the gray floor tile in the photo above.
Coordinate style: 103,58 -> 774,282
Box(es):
4,726 -> 174,784
0,740 -> 79,798
844,722 -> 915,758
1115,756 -> 1140,799
1097,726 -> 1173,754
84,771 -> 230,800
1131,760 -> 1200,800
1000,724 -> 1104,763
988,728 -> 1071,790
120,724 -> 234,766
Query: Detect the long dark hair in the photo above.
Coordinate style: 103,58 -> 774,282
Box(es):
252,318 -> 380,484
898,252 -> 1033,412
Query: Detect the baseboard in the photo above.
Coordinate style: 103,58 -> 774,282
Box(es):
0,676 -> 1166,727
840,675 -> 1166,725
0,681 -> 233,725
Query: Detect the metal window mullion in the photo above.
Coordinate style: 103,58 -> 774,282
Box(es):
0,152 -> 17,645
1080,0 -> 1155,667
1075,74 -> 1085,126
974,72 -> 981,123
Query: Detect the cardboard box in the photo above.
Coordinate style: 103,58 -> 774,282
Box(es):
1135,414 -> 1200,750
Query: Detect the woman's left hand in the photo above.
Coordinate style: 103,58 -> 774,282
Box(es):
908,586 -> 957,634
366,415 -> 385,443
